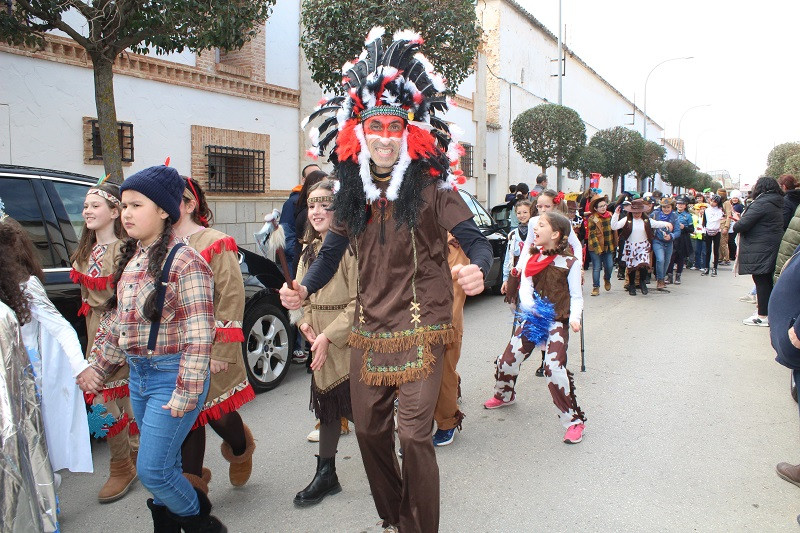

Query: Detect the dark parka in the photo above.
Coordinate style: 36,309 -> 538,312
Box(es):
783,189 -> 800,230
733,191 -> 784,275
775,204 -> 800,282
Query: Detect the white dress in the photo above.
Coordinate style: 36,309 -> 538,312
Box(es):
21,276 -> 93,473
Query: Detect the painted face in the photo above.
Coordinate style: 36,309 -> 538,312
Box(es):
120,190 -> 168,246
516,205 -> 531,224
364,115 -> 404,172
83,192 -> 119,232
533,215 -> 560,249
536,196 -> 554,214
307,188 -> 334,236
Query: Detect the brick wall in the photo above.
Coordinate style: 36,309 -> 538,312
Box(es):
206,196 -> 288,253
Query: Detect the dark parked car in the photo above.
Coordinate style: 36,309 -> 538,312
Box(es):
457,189 -> 508,293
0,165 -> 294,392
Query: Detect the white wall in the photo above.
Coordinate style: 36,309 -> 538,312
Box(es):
265,0 -> 300,90
0,54 -> 300,190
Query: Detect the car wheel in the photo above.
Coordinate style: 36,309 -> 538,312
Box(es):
792,372 -> 797,403
242,301 -> 292,392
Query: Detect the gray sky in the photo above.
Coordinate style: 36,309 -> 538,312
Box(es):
520,0 -> 800,189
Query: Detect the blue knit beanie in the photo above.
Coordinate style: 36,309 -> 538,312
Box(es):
120,165 -> 183,221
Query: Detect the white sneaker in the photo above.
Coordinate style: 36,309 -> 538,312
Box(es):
742,314 -> 769,327
306,429 -> 320,442
739,293 -> 757,304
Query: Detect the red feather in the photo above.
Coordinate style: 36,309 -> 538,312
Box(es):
164,156 -> 171,167
336,119 -> 361,162
406,125 -> 436,159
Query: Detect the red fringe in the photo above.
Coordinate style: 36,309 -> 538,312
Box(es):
77,301 -> 91,317
191,385 -> 256,430
102,384 -> 130,402
84,391 -> 95,405
215,327 -> 245,343
407,125 -> 436,160
105,413 -> 129,438
128,421 -> 139,436
69,268 -> 114,291
335,119 -> 361,163
200,236 -> 238,263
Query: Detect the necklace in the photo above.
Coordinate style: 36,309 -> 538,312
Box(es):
370,163 -> 392,182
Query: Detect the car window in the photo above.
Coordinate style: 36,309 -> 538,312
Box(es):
50,180 -> 90,252
0,176 -> 59,268
458,190 -> 493,228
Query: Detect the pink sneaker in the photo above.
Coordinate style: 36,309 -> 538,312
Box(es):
563,423 -> 585,444
483,396 -> 515,409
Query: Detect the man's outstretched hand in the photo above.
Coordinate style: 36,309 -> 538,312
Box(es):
280,281 -> 308,310
452,263 -> 484,296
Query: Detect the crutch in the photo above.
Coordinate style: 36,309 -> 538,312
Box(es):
580,309 -> 586,372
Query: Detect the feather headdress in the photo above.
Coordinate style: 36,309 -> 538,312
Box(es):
302,27 -> 466,202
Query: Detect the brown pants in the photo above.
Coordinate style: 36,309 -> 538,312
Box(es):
350,344 -> 446,533
719,231 -> 730,262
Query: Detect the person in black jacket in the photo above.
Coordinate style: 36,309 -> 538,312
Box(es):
778,174 -> 800,231
734,177 -> 785,326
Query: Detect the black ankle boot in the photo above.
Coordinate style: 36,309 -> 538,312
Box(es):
628,272 -> 637,295
147,499 -> 181,533
294,455 -> 341,507
167,488 -> 227,533
675,273 -> 681,285
639,272 -> 649,295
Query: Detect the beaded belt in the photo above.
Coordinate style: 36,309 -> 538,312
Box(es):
311,303 -> 348,311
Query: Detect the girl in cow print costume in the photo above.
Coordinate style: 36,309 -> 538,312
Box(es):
484,212 -> 587,444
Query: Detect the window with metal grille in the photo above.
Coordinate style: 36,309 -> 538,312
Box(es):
460,142 -> 474,178
90,120 -> 134,162
206,145 -> 265,193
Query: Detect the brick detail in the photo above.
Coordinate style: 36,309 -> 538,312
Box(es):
451,94 -> 474,111
191,125 -> 289,198
0,35 -> 298,108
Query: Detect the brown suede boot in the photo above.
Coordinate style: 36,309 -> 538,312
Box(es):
98,431 -> 137,503
201,467 -> 212,485
221,424 -> 256,487
183,472 -> 210,495
776,462 -> 800,488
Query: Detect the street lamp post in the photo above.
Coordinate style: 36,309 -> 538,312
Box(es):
678,104 -> 711,158
643,56 -> 693,142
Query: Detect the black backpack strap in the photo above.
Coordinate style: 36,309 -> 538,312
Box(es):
147,243 -> 185,353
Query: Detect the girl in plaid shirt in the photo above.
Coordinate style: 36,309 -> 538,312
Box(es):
77,165 -> 226,532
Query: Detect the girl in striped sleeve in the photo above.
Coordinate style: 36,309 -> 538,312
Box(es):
176,177 -> 256,493
70,180 -> 141,503
77,165 -> 226,532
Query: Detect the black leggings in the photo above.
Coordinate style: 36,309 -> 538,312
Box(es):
703,233 -> 721,269
181,411 -> 247,476
752,272 -> 775,317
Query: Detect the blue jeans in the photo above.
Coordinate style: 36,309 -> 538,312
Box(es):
693,239 -> 706,269
128,353 -> 209,516
589,251 -> 613,288
652,240 -> 673,281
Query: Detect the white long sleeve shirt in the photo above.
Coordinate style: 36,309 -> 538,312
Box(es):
610,213 -> 671,243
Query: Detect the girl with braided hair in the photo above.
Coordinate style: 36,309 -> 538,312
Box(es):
70,180 -> 139,503
485,212 -> 588,444
76,165 -> 225,532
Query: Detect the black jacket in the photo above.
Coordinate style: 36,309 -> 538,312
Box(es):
783,189 -> 800,230
771,245 -> 800,369
733,191 -> 784,275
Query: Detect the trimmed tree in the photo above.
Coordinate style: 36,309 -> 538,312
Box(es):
631,139 -> 666,192
511,104 -> 586,190
784,154 -> 800,176
300,0 -> 481,94
661,158 -> 696,193
588,126 -> 640,199
693,172 -> 713,192
765,142 -> 800,178
1,0 -> 276,181
571,145 -> 606,190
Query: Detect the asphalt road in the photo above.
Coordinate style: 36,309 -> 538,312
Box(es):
58,263 -> 800,532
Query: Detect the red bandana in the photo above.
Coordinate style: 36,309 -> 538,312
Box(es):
525,252 -> 557,278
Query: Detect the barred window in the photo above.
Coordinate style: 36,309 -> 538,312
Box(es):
459,142 -> 474,178
90,120 -> 134,162
206,145 -> 265,193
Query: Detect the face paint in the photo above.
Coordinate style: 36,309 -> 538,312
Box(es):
364,115 -> 405,172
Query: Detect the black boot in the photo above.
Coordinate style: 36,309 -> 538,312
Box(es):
167,488 -> 227,533
711,268 -> 717,277
700,268 -> 709,276
639,271 -> 649,295
675,273 -> 681,285
627,271 -> 637,296
617,265 -> 626,280
294,455 -> 341,507
666,273 -> 673,285
147,499 -> 181,533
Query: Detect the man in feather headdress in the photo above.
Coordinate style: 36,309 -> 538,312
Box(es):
280,27 -> 493,532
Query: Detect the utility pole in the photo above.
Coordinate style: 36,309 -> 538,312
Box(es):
556,0 -> 563,189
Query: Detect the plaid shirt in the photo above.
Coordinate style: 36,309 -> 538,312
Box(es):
91,238 -> 214,413
587,213 -> 615,253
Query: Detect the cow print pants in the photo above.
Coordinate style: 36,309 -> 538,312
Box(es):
492,321 -> 586,428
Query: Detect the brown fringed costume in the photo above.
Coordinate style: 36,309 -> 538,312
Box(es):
296,238 -> 357,423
